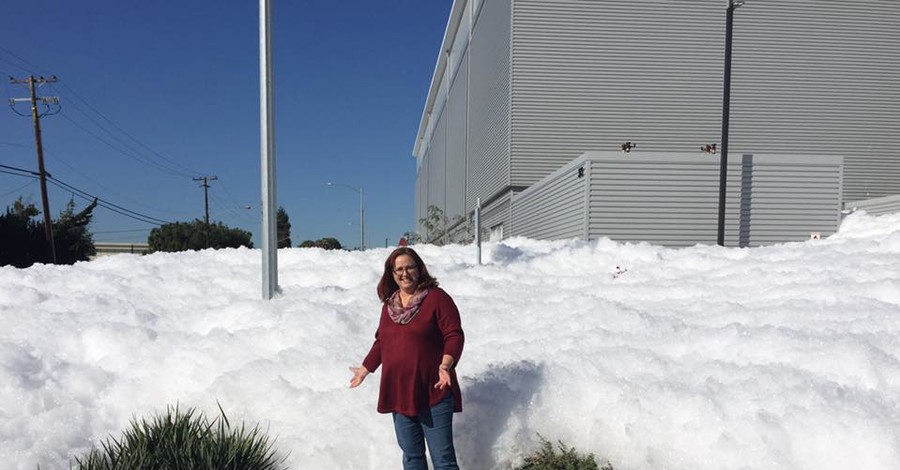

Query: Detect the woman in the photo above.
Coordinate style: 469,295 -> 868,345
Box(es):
350,247 -> 464,470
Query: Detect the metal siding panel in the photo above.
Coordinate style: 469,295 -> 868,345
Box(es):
416,154 -> 428,234
480,193 -> 512,240
428,110 -> 448,217
468,0 -> 511,210
582,152 -> 841,247
732,1 -> 900,201
512,158 -> 586,239
446,54 -> 468,222
510,0 -> 723,186
845,194 -> 900,215
509,0 -> 900,202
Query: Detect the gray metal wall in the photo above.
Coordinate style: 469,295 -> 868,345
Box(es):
511,151 -> 843,247
467,0 -> 511,211
845,194 -> 900,216
510,0 -> 724,185
743,155 -> 843,245
446,53 -> 469,222
509,0 -> 900,202
511,159 -> 586,240
427,109 -> 448,224
479,193 -> 512,242
586,152 -> 741,246
586,152 -> 842,247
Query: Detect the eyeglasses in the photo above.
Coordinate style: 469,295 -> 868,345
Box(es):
393,265 -> 419,275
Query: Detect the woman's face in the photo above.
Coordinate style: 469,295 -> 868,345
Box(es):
392,254 -> 420,293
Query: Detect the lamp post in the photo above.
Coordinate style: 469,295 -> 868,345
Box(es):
717,0 -> 744,246
327,182 -> 365,250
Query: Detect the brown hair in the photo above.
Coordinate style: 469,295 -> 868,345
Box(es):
376,247 -> 439,301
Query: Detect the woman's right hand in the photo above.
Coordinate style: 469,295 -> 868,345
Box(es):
349,366 -> 369,388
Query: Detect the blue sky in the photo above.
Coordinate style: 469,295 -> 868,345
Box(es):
1,1 -> 452,249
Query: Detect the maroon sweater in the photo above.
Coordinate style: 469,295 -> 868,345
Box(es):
363,288 -> 464,416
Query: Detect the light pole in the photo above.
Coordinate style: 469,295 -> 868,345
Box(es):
327,182 -> 365,250
717,0 -> 745,246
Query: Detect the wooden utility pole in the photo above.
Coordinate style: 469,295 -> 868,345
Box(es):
9,75 -> 59,263
193,175 -> 218,248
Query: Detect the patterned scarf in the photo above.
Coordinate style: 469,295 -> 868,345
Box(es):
387,289 -> 430,325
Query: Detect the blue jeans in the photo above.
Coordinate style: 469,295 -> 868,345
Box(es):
392,393 -> 459,470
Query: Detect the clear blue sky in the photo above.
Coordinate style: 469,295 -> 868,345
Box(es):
1,1 -> 452,249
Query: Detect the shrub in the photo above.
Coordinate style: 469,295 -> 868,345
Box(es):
515,436 -> 611,470
71,404 -> 286,470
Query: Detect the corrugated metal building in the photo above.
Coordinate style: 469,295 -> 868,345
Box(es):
412,0 -> 900,246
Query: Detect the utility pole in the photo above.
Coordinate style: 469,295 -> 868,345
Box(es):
193,175 -> 218,248
9,75 -> 59,263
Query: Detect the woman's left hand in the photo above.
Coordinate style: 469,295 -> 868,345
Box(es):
434,365 -> 452,390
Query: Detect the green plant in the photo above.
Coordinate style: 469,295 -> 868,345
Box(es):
147,220 -> 253,252
515,436 -> 610,470
71,404 -> 286,470
0,196 -> 98,267
276,206 -> 292,248
297,237 -> 343,250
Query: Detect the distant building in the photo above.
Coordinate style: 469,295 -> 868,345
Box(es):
412,0 -> 900,246
92,242 -> 150,259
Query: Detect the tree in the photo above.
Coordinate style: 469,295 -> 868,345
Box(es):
297,237 -> 343,250
148,220 -> 253,252
316,237 -> 342,250
0,197 -> 97,268
419,205 -> 454,245
277,206 -> 291,248
54,197 -> 98,264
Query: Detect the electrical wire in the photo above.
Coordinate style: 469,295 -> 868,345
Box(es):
0,179 -> 37,198
52,82 -> 201,177
58,112 -> 192,178
0,46 -> 45,75
43,174 -> 171,225
42,145 -> 193,216
57,102 -> 193,178
0,163 -> 39,177
2,47 -> 203,180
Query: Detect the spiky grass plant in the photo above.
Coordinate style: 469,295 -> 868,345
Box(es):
71,403 -> 287,470
515,435 -> 612,470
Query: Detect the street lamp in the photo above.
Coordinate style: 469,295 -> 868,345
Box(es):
717,0 -> 745,246
327,182 -> 365,250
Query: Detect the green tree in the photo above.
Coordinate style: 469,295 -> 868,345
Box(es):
0,197 -> 97,268
53,197 -> 98,264
277,206 -> 291,248
148,220 -> 253,252
419,205 -> 449,245
316,237 -> 342,250
297,237 -> 343,250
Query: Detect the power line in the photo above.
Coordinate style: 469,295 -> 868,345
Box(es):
0,46 -> 45,75
0,162 -> 173,226
42,145 -> 192,217
2,47 -> 203,179
52,82 -> 201,177
58,112 -> 193,178
0,163 -> 40,177
0,179 -> 37,198
46,174 -> 171,226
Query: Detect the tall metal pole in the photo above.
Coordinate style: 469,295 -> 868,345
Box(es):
717,0 -> 742,246
28,76 -> 58,263
260,0 -> 279,298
